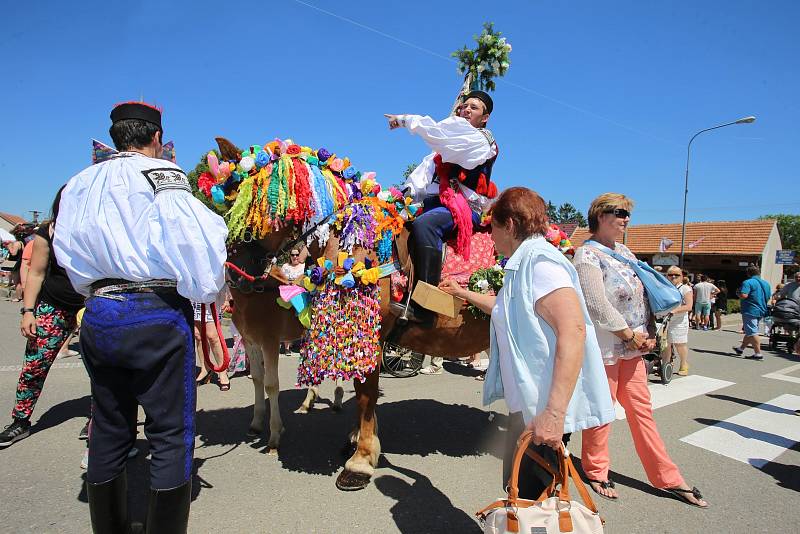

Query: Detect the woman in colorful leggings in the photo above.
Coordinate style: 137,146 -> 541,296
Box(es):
0,188 -> 85,448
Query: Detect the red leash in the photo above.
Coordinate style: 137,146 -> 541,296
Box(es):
199,302 -> 230,373
225,261 -> 259,282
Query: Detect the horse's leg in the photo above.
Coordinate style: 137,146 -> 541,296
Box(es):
264,345 -> 284,452
295,386 -> 318,414
333,379 -> 344,412
247,342 -> 266,435
336,367 -> 380,491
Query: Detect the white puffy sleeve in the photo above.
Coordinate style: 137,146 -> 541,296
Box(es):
398,115 -> 496,170
149,191 -> 228,303
403,152 -> 436,202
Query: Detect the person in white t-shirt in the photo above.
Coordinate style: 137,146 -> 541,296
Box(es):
692,275 -> 719,330
440,187 -> 614,500
664,266 -> 694,375
280,247 -> 307,282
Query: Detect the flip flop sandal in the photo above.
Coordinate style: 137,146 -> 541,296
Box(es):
587,479 -> 618,501
664,486 -> 708,508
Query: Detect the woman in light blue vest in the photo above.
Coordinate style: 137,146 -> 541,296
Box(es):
440,187 -> 615,499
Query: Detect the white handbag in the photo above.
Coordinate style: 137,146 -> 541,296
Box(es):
477,431 -> 605,534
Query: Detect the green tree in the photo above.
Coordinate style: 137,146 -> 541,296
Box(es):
402,163 -> 418,179
546,201 -> 557,222
550,202 -> 587,227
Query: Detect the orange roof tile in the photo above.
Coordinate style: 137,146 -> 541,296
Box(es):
0,212 -> 26,226
559,222 -> 579,238
570,220 -> 777,256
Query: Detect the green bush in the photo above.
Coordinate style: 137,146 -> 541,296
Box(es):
727,300 -> 741,314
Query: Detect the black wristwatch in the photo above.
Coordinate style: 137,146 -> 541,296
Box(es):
20,307 -> 35,315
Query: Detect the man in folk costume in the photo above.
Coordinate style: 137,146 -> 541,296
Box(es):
385,90 -> 499,326
54,102 -> 228,534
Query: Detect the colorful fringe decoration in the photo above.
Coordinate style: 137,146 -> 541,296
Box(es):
190,137 -> 421,386
297,284 -> 382,386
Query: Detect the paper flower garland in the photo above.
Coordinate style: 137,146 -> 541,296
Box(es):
545,224 -> 575,256
296,254 -> 383,386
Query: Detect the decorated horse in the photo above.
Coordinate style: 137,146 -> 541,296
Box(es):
189,136 -> 500,490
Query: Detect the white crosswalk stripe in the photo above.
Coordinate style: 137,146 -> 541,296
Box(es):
762,363 -> 800,385
0,362 -> 85,372
615,375 -> 735,420
680,394 -> 800,468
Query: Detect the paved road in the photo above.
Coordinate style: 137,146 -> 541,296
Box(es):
0,298 -> 798,533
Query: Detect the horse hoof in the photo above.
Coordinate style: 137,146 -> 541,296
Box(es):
267,447 -> 279,456
247,427 -> 261,437
331,404 -> 342,412
335,470 -> 371,491
294,406 -> 310,414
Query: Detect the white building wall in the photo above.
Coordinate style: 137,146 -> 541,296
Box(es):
760,222 -> 783,290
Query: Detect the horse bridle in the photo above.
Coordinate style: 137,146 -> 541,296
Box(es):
226,212 -> 337,293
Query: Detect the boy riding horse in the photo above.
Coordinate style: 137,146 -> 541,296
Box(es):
385,90 -> 499,326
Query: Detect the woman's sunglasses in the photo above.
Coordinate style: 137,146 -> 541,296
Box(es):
667,274 -> 681,278
605,208 -> 630,219
290,253 -> 300,257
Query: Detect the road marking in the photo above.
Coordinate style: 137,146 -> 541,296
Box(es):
615,375 -> 735,420
763,363 -> 800,385
0,362 -> 85,372
680,394 -> 800,468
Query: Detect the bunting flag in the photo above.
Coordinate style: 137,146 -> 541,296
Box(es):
92,139 -> 176,164
688,236 -> 706,249
92,139 -> 117,164
161,141 -> 176,163
659,237 -> 674,252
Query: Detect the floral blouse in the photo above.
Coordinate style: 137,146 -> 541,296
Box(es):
573,242 -> 651,364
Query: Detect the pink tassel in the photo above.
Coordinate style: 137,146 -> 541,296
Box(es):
439,183 -> 473,261
434,154 -> 473,260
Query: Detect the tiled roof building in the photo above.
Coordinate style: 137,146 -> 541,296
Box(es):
569,220 -> 784,290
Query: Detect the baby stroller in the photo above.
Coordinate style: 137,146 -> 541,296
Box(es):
768,298 -> 800,352
643,314 -> 674,384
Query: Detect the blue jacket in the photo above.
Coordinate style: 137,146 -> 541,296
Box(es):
484,236 -> 615,432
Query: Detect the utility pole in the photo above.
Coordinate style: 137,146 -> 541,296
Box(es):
30,211 -> 41,224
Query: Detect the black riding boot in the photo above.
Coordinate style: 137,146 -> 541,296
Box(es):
145,480 -> 191,534
88,471 -> 134,534
394,245 -> 443,328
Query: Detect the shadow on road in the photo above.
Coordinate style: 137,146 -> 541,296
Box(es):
441,361 -> 485,378
706,394 -> 796,414
33,394 -> 91,435
695,417 -> 795,449
569,455 -> 666,499
191,394 -> 505,478
758,443 -> 800,493
693,345 -> 799,362
374,457 -> 482,534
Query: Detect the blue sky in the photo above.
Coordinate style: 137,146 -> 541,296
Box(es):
2,0 -> 798,225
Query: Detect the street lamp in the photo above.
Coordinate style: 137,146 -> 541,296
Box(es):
679,116 -> 756,268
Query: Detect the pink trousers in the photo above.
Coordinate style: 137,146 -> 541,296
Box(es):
581,357 -> 685,488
